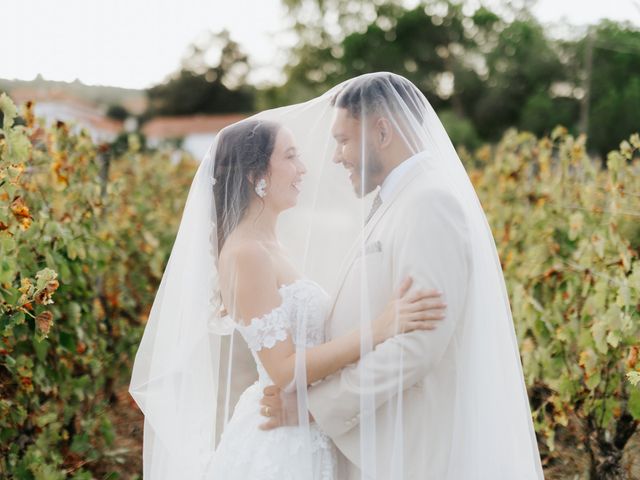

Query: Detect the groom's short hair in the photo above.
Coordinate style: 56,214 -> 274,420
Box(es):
330,73 -> 425,125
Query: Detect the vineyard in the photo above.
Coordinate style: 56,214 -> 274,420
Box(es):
0,92 -> 639,479
464,129 -> 640,478
0,93 -> 197,479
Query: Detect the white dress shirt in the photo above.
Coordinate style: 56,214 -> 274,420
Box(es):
378,150 -> 428,202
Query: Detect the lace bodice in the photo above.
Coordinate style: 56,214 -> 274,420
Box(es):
234,278 -> 331,386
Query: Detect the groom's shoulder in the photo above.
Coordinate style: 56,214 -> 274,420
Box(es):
403,182 -> 463,213
396,184 -> 469,234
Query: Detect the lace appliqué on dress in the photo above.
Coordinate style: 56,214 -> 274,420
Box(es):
235,302 -> 291,352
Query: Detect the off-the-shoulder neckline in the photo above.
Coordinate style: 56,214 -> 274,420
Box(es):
233,277 -> 325,330
278,277 -> 319,291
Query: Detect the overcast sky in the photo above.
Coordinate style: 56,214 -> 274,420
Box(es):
3,0 -> 640,89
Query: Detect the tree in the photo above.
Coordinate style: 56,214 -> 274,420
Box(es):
145,30 -> 255,118
106,104 -> 129,121
262,1 -> 577,147
578,21 -> 640,155
261,3 -> 480,112
471,15 -> 569,139
266,1 -> 640,155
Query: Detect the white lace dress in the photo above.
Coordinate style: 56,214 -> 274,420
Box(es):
204,278 -> 338,480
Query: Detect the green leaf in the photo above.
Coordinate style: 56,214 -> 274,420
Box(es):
58,331 -> 76,352
36,412 -> 59,428
11,311 -> 25,325
32,337 -> 49,362
629,387 -> 640,420
586,371 -> 602,390
591,320 -> 608,354
0,93 -> 17,129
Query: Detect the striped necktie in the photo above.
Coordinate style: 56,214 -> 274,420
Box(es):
365,191 -> 383,225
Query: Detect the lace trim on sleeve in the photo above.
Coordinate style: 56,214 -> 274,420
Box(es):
235,301 -> 291,352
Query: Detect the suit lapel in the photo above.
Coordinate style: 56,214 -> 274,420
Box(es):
326,160 -> 426,324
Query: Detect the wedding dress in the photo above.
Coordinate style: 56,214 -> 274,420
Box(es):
204,278 -> 338,480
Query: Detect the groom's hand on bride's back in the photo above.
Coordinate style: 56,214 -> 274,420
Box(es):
259,385 -> 313,430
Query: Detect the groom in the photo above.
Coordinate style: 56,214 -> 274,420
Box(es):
260,73 -> 471,479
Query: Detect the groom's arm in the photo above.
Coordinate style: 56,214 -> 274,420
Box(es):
307,187 -> 471,438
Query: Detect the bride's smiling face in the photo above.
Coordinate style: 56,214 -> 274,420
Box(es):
262,127 -> 306,211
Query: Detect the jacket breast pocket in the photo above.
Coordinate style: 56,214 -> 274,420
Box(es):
349,249 -> 390,316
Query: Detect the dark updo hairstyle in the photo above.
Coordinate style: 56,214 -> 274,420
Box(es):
213,119 -> 281,251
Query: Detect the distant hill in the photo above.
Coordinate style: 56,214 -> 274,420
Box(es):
0,75 -> 147,114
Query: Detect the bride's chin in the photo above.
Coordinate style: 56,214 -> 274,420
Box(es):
280,196 -> 299,210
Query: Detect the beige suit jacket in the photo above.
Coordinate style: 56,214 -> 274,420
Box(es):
307,155 -> 471,479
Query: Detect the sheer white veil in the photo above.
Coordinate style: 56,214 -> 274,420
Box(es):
129,71 -> 544,479
128,137 -> 224,478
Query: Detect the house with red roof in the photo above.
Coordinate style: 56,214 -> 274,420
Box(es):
141,114 -> 247,161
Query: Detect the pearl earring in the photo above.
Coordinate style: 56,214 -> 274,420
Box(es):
255,178 -> 267,198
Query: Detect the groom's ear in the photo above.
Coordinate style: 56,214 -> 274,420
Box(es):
375,117 -> 393,149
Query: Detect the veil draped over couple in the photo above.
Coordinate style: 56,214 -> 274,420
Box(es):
129,72 -> 545,479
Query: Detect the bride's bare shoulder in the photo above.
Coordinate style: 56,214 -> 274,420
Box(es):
218,238 -> 274,280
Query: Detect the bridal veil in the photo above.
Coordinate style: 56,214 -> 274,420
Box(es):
129,72 -> 543,479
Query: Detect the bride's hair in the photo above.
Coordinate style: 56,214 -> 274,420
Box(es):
213,119 -> 281,250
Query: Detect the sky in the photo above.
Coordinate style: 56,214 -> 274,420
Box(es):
3,0 -> 640,90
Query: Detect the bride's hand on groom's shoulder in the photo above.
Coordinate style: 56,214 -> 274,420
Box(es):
372,276 -> 447,346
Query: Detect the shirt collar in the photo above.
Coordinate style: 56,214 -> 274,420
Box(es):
378,151 -> 428,203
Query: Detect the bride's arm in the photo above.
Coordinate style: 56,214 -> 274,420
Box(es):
230,242 -> 444,390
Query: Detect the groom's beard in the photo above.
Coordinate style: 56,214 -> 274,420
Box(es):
354,146 -> 384,198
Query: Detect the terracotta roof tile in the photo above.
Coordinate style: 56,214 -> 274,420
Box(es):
141,114 -> 247,138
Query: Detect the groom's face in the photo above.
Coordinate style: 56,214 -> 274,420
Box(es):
331,107 -> 384,198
